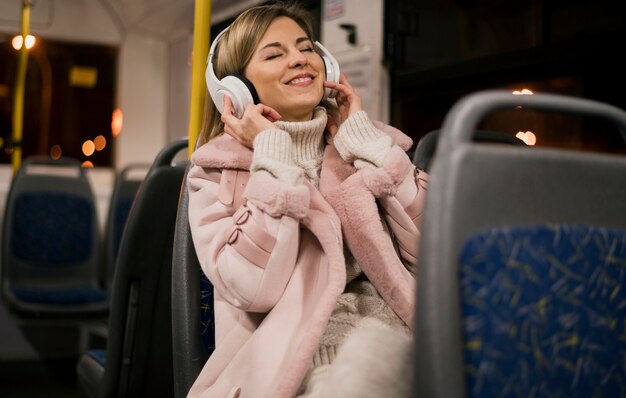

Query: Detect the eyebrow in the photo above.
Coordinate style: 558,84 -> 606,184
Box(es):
259,37 -> 312,51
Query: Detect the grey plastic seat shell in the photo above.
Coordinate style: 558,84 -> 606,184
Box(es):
412,129 -> 526,172
103,163 -> 150,290
414,90 -> 626,397
171,165 -> 210,398
76,138 -> 188,398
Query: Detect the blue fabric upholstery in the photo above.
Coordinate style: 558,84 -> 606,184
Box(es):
12,193 -> 94,266
199,271 -> 215,355
460,224 -> 626,397
88,349 -> 107,366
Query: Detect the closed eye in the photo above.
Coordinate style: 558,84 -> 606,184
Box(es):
265,53 -> 283,60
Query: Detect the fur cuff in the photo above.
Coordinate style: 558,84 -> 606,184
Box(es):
244,170 -> 310,219
357,146 -> 413,197
360,168 -> 398,197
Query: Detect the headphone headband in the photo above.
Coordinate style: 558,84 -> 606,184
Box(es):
206,28 -> 228,91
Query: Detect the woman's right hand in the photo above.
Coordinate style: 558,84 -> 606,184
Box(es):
221,96 -> 282,148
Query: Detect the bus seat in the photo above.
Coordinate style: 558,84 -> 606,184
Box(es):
1,156 -> 109,317
76,138 -> 188,398
103,163 -> 150,290
415,90 -> 626,397
412,129 -> 526,172
171,164 -> 215,398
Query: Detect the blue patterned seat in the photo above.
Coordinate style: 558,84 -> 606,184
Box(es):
414,90 -> 626,397
1,156 -> 109,317
461,224 -> 626,397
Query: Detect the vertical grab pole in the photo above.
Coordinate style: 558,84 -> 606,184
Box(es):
12,0 -> 32,175
187,0 -> 211,158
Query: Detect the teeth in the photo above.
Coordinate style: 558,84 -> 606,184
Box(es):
289,77 -> 312,85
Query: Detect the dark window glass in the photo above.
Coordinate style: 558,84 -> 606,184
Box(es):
0,36 -> 117,166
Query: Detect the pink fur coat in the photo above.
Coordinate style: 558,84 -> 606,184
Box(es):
186,122 -> 428,398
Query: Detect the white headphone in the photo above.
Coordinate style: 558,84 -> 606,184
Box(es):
206,27 -> 341,118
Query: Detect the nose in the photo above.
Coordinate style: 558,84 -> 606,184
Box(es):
288,49 -> 307,68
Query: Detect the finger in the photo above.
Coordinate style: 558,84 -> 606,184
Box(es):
259,105 -> 282,122
339,72 -> 354,90
251,103 -> 279,123
222,95 -> 234,115
323,80 -> 342,89
324,80 -> 353,97
221,96 -> 240,125
326,115 -> 339,137
221,110 -> 238,126
341,77 -> 357,96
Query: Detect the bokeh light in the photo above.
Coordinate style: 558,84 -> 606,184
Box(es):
12,35 -> 36,50
512,88 -> 534,95
94,135 -> 106,151
111,108 -> 123,137
50,144 -> 62,160
82,140 -> 95,156
516,131 -> 537,146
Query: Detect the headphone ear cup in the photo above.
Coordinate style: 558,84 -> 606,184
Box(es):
210,75 -> 258,118
315,41 -> 340,100
231,73 -> 260,107
322,54 -> 340,100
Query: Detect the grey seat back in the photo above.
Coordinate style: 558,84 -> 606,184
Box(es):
103,163 -> 150,290
415,90 -> 626,397
412,129 -> 526,171
1,156 -> 108,316
171,165 -> 213,398
77,138 -> 187,398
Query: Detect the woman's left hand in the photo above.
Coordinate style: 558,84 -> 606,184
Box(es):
324,72 -> 362,136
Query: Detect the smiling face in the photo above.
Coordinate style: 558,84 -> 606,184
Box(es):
244,16 -> 325,122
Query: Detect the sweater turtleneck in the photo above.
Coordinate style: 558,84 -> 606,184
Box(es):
251,106 -> 327,187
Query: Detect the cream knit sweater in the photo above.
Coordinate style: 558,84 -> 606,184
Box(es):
250,107 -> 412,397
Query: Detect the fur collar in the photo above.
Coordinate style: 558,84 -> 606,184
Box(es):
191,134 -> 253,170
191,120 -> 413,172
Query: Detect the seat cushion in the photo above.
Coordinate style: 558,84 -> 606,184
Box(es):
460,224 -> 626,397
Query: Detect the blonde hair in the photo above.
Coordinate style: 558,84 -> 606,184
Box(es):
198,1 -> 331,146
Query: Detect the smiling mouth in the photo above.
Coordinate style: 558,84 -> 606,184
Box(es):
287,76 -> 313,85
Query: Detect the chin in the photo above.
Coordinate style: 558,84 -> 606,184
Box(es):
274,92 -> 323,118
302,92 -> 325,108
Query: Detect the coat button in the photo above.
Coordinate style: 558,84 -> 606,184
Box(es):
232,206 -> 250,225
227,227 -> 240,244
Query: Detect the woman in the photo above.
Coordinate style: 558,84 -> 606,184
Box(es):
187,2 -> 428,398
